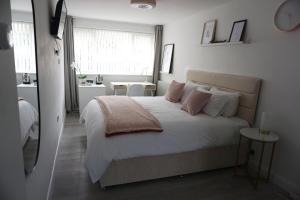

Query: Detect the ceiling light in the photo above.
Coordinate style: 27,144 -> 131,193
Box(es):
130,0 -> 156,10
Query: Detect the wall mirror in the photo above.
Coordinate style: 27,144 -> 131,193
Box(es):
10,0 -> 40,175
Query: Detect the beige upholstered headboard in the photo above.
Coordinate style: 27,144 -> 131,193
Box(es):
186,70 -> 261,125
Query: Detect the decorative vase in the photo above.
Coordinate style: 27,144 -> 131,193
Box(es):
259,112 -> 273,135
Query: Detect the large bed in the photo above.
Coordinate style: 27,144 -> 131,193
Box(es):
18,99 -> 39,146
80,70 -> 261,187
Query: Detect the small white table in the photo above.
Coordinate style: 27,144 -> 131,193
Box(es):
110,82 -> 156,96
17,83 -> 38,110
235,128 -> 279,188
78,84 -> 106,114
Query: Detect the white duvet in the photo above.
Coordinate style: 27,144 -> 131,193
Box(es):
80,97 -> 248,183
19,100 -> 39,146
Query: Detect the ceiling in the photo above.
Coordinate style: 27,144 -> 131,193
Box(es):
65,0 -> 233,25
10,0 -> 233,25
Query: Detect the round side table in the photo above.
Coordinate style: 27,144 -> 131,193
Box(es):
235,128 -> 279,188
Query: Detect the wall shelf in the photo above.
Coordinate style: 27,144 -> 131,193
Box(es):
200,41 -> 245,47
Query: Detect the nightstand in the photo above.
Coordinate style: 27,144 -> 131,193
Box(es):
235,128 -> 279,188
78,84 -> 106,114
17,83 -> 38,110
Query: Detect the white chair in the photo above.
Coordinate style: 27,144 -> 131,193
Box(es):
126,84 -> 145,96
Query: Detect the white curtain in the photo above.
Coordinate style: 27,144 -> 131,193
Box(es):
74,28 -> 155,75
12,22 -> 36,73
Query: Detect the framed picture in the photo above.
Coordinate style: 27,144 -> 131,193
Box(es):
229,20 -> 247,42
201,20 -> 216,44
161,44 -> 174,74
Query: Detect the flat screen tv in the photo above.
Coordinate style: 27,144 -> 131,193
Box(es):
51,0 -> 67,39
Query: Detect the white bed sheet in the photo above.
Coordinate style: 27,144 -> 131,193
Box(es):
80,97 -> 249,183
19,100 -> 39,146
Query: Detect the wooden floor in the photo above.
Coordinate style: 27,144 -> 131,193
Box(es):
50,113 -> 290,200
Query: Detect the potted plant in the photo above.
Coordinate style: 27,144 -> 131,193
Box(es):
71,62 -> 87,85
78,74 -> 87,85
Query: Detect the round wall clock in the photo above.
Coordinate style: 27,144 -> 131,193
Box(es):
274,0 -> 300,32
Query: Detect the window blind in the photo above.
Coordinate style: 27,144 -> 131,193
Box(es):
12,22 -> 36,73
74,27 -> 155,75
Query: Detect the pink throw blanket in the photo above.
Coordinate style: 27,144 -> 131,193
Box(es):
95,96 -> 163,137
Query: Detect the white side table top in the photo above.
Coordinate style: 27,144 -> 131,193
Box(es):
17,83 -> 37,88
78,84 -> 106,88
240,128 -> 279,143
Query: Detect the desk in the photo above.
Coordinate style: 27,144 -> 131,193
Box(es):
110,82 -> 156,96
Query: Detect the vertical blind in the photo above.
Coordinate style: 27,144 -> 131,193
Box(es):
12,22 -> 36,73
74,28 -> 155,75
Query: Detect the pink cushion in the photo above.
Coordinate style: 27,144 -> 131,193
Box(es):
181,90 -> 212,115
165,80 -> 185,103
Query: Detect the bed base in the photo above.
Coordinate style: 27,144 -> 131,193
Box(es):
100,144 -> 248,188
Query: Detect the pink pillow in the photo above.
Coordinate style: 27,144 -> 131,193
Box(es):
181,90 -> 212,115
165,80 -> 185,103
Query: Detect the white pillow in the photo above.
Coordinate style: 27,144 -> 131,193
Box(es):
181,81 -> 210,103
210,87 -> 240,117
203,92 -> 229,117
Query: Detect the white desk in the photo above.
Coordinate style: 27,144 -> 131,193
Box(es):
110,82 -> 156,96
17,83 -> 38,110
78,84 -> 106,114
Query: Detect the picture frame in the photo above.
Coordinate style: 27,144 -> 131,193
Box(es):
201,20 -> 216,44
228,19 -> 247,42
161,44 -> 174,74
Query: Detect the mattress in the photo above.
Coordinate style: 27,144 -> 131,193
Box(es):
19,100 -> 39,146
80,97 -> 249,183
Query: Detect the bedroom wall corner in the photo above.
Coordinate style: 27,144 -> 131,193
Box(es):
25,0 -> 65,200
0,0 -> 27,199
161,0 -> 300,197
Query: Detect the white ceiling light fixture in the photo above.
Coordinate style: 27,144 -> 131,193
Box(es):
130,0 -> 156,10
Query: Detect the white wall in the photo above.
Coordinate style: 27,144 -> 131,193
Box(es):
25,0 -> 65,199
161,0 -> 300,197
11,10 -> 33,22
0,0 -> 26,199
74,17 -> 155,34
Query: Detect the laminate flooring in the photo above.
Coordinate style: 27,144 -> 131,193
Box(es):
50,113 -> 290,200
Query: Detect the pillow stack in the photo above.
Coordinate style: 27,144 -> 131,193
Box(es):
165,80 -> 240,117
180,81 -> 211,103
202,92 -> 229,117
181,90 -> 211,115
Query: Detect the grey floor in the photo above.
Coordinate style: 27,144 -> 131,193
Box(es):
50,113 -> 290,200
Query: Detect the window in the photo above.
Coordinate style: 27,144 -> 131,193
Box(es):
12,22 -> 36,73
74,28 -> 155,75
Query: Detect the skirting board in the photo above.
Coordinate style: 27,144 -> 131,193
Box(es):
248,160 -> 300,199
46,109 -> 66,200
273,174 -> 300,200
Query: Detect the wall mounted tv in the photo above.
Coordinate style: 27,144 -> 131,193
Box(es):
50,0 -> 67,39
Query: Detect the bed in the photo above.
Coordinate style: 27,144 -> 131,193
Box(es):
18,99 -> 39,146
80,70 -> 261,187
